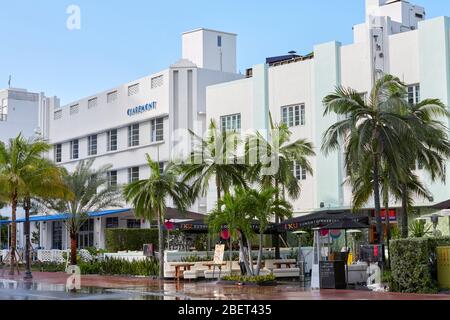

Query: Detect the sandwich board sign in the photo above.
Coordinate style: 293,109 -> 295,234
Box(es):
213,244 -> 225,264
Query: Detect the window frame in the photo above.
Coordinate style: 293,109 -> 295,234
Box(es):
70,139 -> 79,160
87,134 -> 98,156
107,129 -> 118,152
54,144 -> 62,163
128,167 -> 140,184
281,104 -> 305,128
151,118 -> 164,142
128,124 -> 140,147
220,113 -> 241,132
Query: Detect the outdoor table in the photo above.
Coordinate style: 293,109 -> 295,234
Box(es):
202,262 -> 227,270
170,263 -> 195,280
274,261 -> 296,269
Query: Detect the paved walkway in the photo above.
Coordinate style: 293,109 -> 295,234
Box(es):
1,272 -> 449,300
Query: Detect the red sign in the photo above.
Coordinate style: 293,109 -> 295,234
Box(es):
220,229 -> 230,240
374,245 -> 379,257
164,220 -> 174,230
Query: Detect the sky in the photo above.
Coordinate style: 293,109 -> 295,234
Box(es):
0,0 -> 449,105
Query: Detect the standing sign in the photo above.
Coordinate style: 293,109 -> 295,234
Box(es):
143,244 -> 154,257
213,244 -> 225,264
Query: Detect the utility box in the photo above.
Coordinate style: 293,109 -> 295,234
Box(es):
437,247 -> 450,289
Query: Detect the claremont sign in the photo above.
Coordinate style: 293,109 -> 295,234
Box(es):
127,101 -> 157,116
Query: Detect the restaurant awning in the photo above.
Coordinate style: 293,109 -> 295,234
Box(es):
169,219 -> 277,234
276,209 -> 370,232
431,199 -> 450,210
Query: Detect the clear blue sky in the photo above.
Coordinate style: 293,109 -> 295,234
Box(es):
0,0 -> 449,104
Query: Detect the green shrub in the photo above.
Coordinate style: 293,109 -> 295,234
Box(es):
222,274 -> 276,284
390,237 -> 450,293
32,262 -> 66,273
105,228 -> 160,252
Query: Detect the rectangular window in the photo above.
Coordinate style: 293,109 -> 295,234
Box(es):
87,135 -> 97,156
54,144 -> 62,163
70,104 -> 79,115
151,118 -> 164,142
54,110 -> 62,120
52,221 -> 63,250
106,217 -> 119,229
127,219 -> 141,229
88,97 -> 98,109
292,162 -> 307,181
220,113 -> 241,132
281,104 -> 305,127
70,140 -> 79,160
107,91 -> 118,103
107,170 -> 118,189
128,124 -> 139,147
151,75 -> 164,89
128,83 -> 139,96
159,162 -> 165,174
1,99 -> 8,121
408,84 -> 420,104
107,129 -> 118,152
128,167 -> 139,183
217,35 -> 222,47
78,219 -> 94,249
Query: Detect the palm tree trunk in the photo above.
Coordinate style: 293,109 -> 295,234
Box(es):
238,237 -> 252,275
246,238 -> 254,276
274,179 -> 281,259
216,176 -> 221,210
256,232 -> 263,276
401,184 -> 408,238
372,155 -> 384,245
24,197 -> 32,280
70,233 -> 78,265
384,196 -> 391,269
9,192 -> 18,275
157,207 -> 164,280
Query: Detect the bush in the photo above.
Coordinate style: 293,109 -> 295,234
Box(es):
222,274 -> 276,284
390,237 -> 450,293
105,228 -> 161,252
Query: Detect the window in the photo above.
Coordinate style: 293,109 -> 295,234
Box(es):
128,124 -> 140,147
217,35 -> 222,47
408,85 -> 420,104
107,170 -> 118,189
151,75 -> 164,89
87,135 -> 97,156
70,140 -> 79,160
159,162 -> 165,174
70,104 -> 79,115
281,104 -> 305,127
88,97 -> 98,109
151,118 -> 164,142
1,99 -> 8,121
128,83 -> 139,96
220,113 -> 241,132
127,219 -> 141,229
292,162 -> 307,181
107,129 -> 118,152
128,167 -> 139,183
54,110 -> 62,120
78,219 -> 94,249
54,144 -> 62,163
106,217 -> 119,229
107,91 -> 118,103
52,221 -> 63,250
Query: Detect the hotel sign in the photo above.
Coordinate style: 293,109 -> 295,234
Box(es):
127,101 -> 157,116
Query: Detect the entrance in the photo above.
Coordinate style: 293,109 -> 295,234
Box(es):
78,219 -> 94,249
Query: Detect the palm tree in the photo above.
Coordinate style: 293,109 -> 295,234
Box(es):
0,134 -> 52,275
40,159 -> 122,265
322,75 -> 411,245
21,156 -> 69,279
246,114 -> 315,257
123,156 -> 192,279
180,120 -> 248,208
243,187 -> 292,275
207,189 -> 254,275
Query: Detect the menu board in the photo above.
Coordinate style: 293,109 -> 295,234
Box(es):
213,244 -> 225,264
320,261 -> 346,289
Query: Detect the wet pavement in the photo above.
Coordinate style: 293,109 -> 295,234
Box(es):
0,272 -> 449,300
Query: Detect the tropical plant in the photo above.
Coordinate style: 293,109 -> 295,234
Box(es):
0,134 -> 62,275
322,74 -> 418,245
123,155 -> 192,279
180,119 -> 248,206
245,114 -> 314,258
39,159 -> 122,266
207,189 -> 254,275
242,187 -> 292,275
408,220 -> 432,238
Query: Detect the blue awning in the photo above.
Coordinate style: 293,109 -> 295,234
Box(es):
0,208 -> 131,225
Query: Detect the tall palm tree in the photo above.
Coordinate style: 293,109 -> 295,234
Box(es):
0,134 -> 51,275
123,156 -> 192,279
40,159 -> 122,265
322,75 -> 411,245
243,187 -> 292,275
246,114 -> 315,257
180,120 -> 248,208
22,156 -> 69,279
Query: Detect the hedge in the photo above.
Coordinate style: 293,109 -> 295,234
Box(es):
105,228 -> 161,252
390,237 -> 450,293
